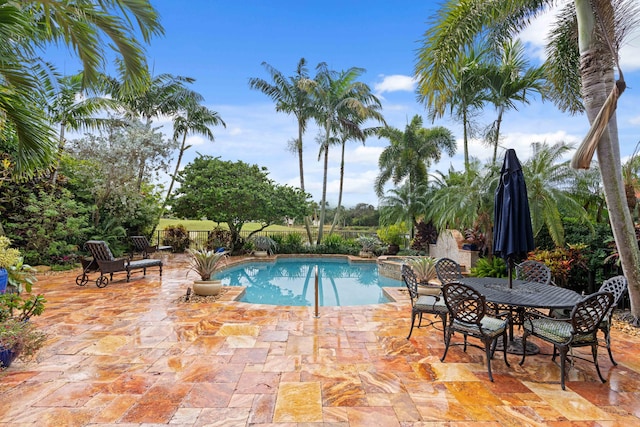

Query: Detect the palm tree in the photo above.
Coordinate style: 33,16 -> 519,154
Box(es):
375,115 -> 456,198
0,0 -> 163,177
249,59 -> 315,242
417,43 -> 490,171
328,94 -> 385,235
160,100 -> 226,219
427,159 -> 498,254
523,142 -> 591,247
415,0 -> 640,320
484,39 -> 547,163
306,64 -> 383,244
102,72 -> 203,191
48,73 -> 117,185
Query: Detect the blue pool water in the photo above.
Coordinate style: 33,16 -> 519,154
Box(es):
213,257 -> 403,306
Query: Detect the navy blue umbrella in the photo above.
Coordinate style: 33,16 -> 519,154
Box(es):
493,149 -> 535,288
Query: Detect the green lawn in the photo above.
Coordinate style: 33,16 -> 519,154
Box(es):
158,218 -> 299,232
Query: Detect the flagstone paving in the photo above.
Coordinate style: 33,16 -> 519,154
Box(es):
2,254 -> 640,426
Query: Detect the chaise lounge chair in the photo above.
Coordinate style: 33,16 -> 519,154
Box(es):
76,240 -> 163,288
131,235 -> 173,259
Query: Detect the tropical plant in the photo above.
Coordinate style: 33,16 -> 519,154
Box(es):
249,59 -> 315,242
251,236 -> 278,255
377,224 -> 406,247
416,43 -> 490,171
483,39 -> 547,163
162,224 -> 190,253
306,63 -> 383,244
406,256 -> 438,284
375,115 -> 456,198
0,237 -> 21,270
470,256 -> 507,278
0,0 -> 163,177
414,0 -> 640,329
186,247 -> 228,281
0,294 -> 46,323
0,318 -> 47,366
6,257 -> 37,294
356,235 -> 379,253
160,97 -> 225,222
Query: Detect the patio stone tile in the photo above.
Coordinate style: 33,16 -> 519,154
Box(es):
1,254 -> 640,426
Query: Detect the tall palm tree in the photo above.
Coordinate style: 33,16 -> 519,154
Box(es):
415,0 -> 640,320
417,43 -> 490,171
48,73 -> 117,185
0,0 -> 163,177
375,115 -> 456,198
249,59 -> 315,242
484,39 -> 547,163
328,95 -> 385,235
307,64 -> 382,244
160,100 -> 226,218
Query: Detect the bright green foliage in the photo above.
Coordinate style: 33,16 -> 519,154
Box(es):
171,156 -> 311,252
376,223 -> 407,246
470,257 -> 507,278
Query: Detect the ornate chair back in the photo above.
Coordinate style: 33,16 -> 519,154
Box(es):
515,260 -> 551,285
435,257 -> 463,285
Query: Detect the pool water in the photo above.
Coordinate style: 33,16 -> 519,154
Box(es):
213,257 -> 403,306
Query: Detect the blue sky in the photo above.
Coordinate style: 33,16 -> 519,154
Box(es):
53,1 -> 640,208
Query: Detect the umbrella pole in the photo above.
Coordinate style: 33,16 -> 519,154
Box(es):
508,258 -> 514,289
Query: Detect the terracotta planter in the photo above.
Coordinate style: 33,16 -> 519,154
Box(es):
192,280 -> 223,296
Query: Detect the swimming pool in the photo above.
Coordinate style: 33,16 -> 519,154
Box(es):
213,257 -> 403,306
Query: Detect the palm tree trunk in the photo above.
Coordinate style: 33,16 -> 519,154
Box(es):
463,107 -> 469,172
297,129 -> 314,244
576,0 -> 640,319
316,132 -> 330,245
49,123 -> 66,186
492,108 -> 504,164
329,141 -> 346,235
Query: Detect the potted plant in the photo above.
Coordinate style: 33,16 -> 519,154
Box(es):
356,235 -> 379,258
186,247 -> 228,296
406,257 -> 442,296
250,235 -> 277,257
0,293 -> 47,369
0,318 -> 47,369
376,224 -> 405,255
0,236 -> 21,294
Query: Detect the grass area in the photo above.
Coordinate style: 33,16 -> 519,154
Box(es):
158,218 -> 300,232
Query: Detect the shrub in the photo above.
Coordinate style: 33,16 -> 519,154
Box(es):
162,224 -> 190,252
470,256 -> 508,278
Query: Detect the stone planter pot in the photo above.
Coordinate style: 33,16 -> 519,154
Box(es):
192,280 -> 223,296
253,250 -> 268,258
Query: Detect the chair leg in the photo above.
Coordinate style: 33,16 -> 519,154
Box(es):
440,313 -> 447,342
558,346 -> 568,390
441,328 -> 453,362
592,343 -> 607,383
501,331 -> 510,367
519,331 -> 529,366
602,326 -> 617,366
483,338 -> 494,382
407,311 -> 417,339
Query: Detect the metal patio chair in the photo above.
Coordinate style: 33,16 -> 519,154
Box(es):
401,264 -> 448,340
520,291 -> 614,390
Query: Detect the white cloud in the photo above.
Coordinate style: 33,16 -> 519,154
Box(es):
374,75 -> 416,95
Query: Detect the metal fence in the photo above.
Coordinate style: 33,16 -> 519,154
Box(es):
151,229 -> 378,248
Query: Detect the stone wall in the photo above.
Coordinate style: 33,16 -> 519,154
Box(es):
428,229 -> 479,273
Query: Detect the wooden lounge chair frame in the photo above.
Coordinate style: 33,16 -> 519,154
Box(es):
76,240 -> 163,288
131,235 -> 172,259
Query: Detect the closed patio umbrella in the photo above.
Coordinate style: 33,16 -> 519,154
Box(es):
493,149 -> 535,288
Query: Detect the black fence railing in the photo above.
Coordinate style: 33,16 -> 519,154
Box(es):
151,229 -> 392,249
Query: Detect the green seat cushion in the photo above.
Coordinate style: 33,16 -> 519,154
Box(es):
524,318 -> 594,344
452,316 -> 507,338
415,295 -> 449,313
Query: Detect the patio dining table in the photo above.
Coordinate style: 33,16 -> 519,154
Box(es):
459,277 -> 584,354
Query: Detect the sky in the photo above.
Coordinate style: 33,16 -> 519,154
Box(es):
53,1 -> 640,208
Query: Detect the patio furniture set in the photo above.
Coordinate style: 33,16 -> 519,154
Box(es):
402,257 -> 628,390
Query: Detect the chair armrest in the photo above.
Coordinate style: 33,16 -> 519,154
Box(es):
96,258 -> 126,274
